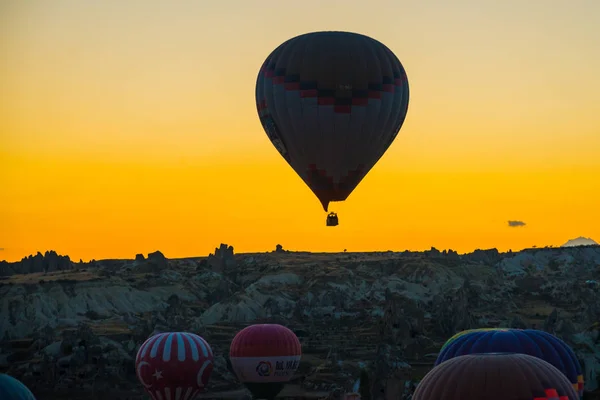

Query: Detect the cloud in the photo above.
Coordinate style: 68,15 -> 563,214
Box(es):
508,220 -> 526,228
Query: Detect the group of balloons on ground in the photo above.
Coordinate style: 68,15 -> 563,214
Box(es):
133,324 -> 302,400
0,325 -> 587,400
415,328 -> 585,400
132,326 -> 586,400
0,323 -> 301,400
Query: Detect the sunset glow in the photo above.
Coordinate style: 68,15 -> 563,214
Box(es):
2,0 -> 599,261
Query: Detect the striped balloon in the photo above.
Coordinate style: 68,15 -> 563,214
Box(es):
256,31 -> 409,212
414,353 -> 579,400
135,332 -> 214,400
436,329 -> 584,398
0,374 -> 36,400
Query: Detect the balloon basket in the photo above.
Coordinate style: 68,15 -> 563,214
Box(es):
244,382 -> 286,400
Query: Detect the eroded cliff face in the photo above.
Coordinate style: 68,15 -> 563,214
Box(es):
0,281 -> 198,339
1,245 -> 599,398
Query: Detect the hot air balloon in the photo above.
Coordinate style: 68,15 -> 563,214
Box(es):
413,353 -> 579,400
0,374 -> 36,400
439,327 -> 508,352
230,324 -> 302,400
135,332 -> 214,400
529,329 -> 585,398
256,31 -> 410,226
436,328 -> 584,398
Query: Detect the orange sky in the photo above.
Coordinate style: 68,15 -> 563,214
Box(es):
1,0 -> 599,262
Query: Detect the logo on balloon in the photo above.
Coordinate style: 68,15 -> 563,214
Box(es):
256,361 -> 272,377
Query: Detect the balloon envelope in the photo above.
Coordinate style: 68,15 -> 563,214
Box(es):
0,374 -> 36,400
440,327 -> 509,351
230,324 -> 302,399
414,353 -> 578,400
437,328 -> 584,397
256,31 -> 410,211
526,329 -> 584,397
135,332 -> 214,400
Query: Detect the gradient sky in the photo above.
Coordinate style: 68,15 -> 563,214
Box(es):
1,0 -> 599,262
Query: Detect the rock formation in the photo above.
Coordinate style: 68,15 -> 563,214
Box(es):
0,251 -> 73,276
0,245 -> 599,399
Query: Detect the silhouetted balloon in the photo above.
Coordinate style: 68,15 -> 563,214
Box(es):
135,332 -> 214,400
230,324 -> 301,400
437,328 -> 584,398
0,374 -> 36,400
414,353 -> 578,400
256,31 -> 410,211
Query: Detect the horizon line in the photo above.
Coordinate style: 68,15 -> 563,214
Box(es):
2,243 -> 599,264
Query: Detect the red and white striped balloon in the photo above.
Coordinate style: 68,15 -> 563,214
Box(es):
230,324 -> 302,383
136,332 -> 214,400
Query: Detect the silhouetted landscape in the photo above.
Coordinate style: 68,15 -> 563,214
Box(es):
1,242 -> 599,399
3,0 -> 599,398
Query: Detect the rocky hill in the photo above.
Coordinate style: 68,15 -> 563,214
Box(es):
1,244 -> 599,399
563,237 -> 599,248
